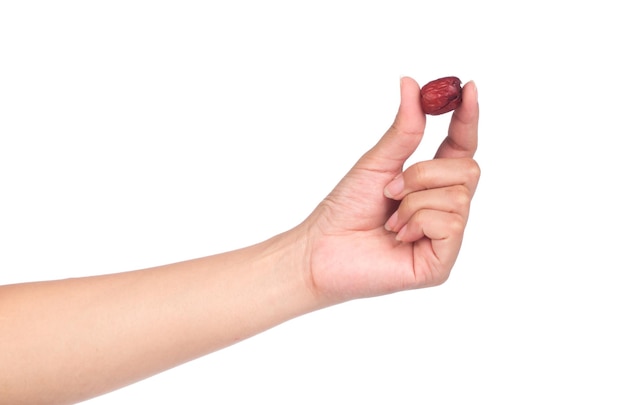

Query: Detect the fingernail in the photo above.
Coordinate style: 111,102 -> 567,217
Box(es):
396,225 -> 408,241
384,211 -> 399,231
468,80 -> 478,102
384,174 -> 404,198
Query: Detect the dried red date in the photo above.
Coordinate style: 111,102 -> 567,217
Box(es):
420,76 -> 462,115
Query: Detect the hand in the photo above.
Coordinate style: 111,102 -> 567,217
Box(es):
301,77 -> 480,304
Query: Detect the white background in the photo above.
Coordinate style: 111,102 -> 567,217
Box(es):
1,1 -> 625,404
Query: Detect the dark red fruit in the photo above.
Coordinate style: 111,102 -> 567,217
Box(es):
420,76 -> 462,115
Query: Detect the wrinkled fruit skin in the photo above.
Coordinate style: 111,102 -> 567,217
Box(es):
420,76 -> 462,115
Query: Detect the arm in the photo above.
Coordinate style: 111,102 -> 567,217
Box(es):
0,77 -> 479,404
0,233 -> 318,404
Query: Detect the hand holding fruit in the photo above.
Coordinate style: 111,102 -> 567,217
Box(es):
300,77 -> 480,304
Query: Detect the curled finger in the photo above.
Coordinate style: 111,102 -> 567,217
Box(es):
384,157 -> 480,201
384,185 -> 472,233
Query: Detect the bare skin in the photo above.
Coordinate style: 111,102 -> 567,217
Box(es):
0,77 -> 479,404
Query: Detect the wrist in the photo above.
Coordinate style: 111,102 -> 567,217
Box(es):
250,226 -> 323,321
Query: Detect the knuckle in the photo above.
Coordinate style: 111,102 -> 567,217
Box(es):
462,158 -> 481,184
449,185 -> 471,211
410,161 -> 429,189
435,270 -> 451,286
448,213 -> 466,234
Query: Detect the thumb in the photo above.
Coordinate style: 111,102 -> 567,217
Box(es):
357,77 -> 426,174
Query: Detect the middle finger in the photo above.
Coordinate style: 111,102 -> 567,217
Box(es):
384,185 -> 472,233
384,157 -> 480,201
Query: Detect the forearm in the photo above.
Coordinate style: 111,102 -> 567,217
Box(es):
0,230 -> 319,405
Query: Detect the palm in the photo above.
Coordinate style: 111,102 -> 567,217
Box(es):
306,164 -> 441,303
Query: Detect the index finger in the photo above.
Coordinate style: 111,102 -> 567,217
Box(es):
434,81 -> 479,159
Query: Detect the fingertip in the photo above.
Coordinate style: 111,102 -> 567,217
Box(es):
399,76 -> 419,88
460,80 -> 479,121
383,173 -> 404,199
463,80 -> 478,107
451,79 -> 479,125
399,76 -> 421,103
434,80 -> 479,159
357,76 -> 425,174
394,76 -> 425,132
